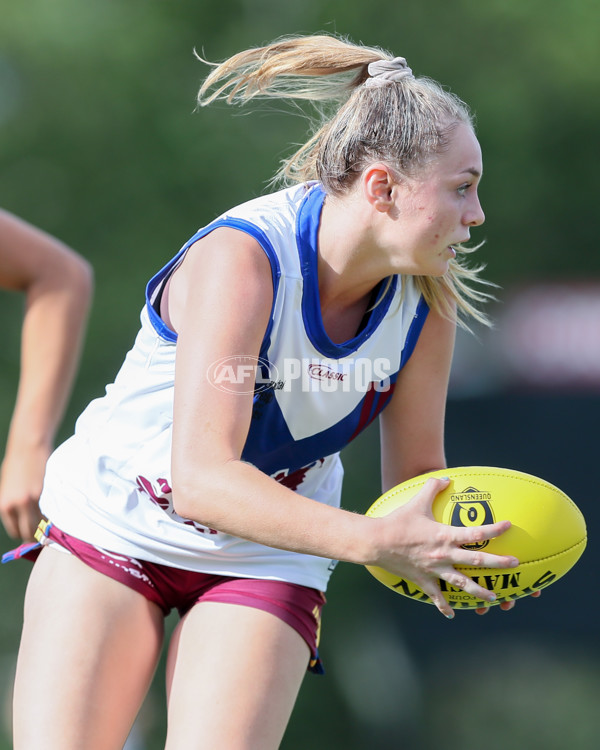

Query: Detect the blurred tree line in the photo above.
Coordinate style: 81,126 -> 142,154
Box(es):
1,1 -> 599,749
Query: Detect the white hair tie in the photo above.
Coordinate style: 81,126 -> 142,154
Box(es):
364,57 -> 414,87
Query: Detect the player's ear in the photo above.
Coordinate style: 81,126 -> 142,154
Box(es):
363,164 -> 397,213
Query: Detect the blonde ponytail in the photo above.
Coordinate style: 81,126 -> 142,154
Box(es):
197,35 -> 386,106
197,34 -> 493,328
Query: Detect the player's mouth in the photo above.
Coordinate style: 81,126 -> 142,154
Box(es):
447,238 -> 471,257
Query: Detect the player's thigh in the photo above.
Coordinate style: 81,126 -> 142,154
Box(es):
13,545 -> 165,750
165,601 -> 310,750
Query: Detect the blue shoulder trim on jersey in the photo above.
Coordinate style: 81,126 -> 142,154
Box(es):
144,218 -> 281,343
145,243 -> 190,342
296,184 -> 398,358
400,295 -> 430,367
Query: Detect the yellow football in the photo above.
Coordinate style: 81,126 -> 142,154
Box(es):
365,466 -> 587,609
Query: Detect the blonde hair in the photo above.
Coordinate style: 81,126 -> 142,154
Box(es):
197,34 -> 494,328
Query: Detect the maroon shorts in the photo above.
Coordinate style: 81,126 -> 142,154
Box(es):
3,521 -> 326,673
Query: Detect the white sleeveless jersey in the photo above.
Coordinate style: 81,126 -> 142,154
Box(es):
40,183 -> 429,591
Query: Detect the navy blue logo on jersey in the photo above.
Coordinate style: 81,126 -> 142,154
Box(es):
447,486 -> 495,551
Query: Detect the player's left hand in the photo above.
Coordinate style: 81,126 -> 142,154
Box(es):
0,445 -> 47,541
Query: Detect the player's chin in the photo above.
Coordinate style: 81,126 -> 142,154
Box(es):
430,254 -> 453,276
418,263 -> 449,279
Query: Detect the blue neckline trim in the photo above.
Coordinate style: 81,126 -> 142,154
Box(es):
296,184 -> 398,358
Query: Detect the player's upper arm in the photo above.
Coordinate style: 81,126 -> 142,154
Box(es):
168,227 -> 274,497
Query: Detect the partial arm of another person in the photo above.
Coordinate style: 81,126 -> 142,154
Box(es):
0,210 -> 94,540
168,230 -> 516,618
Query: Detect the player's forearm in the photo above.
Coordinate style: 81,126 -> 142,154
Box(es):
6,258 -> 93,451
172,458 -> 378,566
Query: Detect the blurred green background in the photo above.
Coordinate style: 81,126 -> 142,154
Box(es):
1,1 -> 599,748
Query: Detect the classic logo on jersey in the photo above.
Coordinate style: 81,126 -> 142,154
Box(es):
303,358 -> 392,393
445,486 -> 495,551
307,363 -> 346,383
